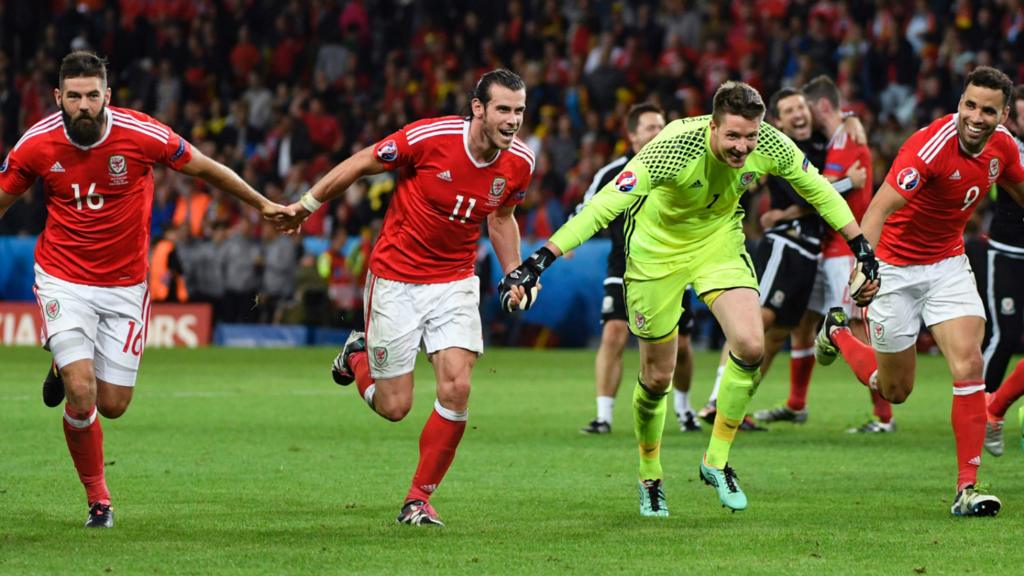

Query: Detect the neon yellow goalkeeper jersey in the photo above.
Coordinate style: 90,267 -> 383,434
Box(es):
550,115 -> 855,269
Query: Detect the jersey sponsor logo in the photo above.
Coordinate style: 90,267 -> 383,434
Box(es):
372,346 -> 388,367
1001,297 -> 1016,315
44,299 -> 61,320
634,311 -> 645,329
989,158 -> 1000,179
50,161 -> 65,173
376,139 -> 398,162
949,169 -> 961,180
740,171 -> 756,187
896,167 -> 920,191
825,162 -> 843,172
968,455 -> 981,466
170,137 -> 187,162
513,190 -> 527,201
770,290 -> 785,308
689,179 -> 702,188
437,170 -> 452,182
801,156 -> 810,172
601,295 -> 613,314
615,171 -> 637,192
0,156 -> 8,173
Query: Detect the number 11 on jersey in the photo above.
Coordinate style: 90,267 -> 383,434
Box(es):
449,194 -> 476,222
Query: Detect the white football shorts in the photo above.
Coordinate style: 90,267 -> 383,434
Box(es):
808,255 -> 857,317
866,254 -> 984,353
33,265 -> 150,386
363,272 -> 483,379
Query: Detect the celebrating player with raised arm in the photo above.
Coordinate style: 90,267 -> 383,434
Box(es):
279,69 -> 533,527
815,66 -> 1024,516
0,51 -> 296,528
501,81 -> 878,514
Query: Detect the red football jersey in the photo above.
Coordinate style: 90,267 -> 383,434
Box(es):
821,126 -> 872,258
369,116 -> 534,283
880,114 -> 1024,265
0,107 -> 193,286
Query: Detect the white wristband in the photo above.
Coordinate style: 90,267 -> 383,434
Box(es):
299,192 -> 323,213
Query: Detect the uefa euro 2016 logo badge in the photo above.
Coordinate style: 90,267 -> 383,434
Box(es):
376,140 -> 398,162
616,171 -> 637,192
896,167 -> 920,191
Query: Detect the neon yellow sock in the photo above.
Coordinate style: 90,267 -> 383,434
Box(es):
706,353 -> 761,468
633,377 -> 668,480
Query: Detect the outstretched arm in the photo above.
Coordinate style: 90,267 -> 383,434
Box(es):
280,144 -> 387,229
859,181 -> 908,248
487,206 -> 523,274
177,146 -> 297,230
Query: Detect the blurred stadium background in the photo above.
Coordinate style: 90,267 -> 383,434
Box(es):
1,0 -> 1015,351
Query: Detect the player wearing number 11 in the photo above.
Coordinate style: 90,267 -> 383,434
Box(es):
501,81 -> 879,514
0,51 -> 296,528
281,69 -> 533,526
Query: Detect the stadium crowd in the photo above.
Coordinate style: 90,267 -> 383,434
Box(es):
0,0 -> 1019,327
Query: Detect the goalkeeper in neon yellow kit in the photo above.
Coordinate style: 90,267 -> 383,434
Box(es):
500,81 -> 880,514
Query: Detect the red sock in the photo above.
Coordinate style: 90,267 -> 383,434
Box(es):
871,389 -> 893,423
951,380 -> 986,491
63,406 -> 110,505
787,351 -> 815,411
349,351 -> 374,398
832,328 -> 878,388
988,359 -> 1024,419
405,402 -> 467,503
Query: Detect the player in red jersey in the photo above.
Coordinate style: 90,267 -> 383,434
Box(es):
281,69 -> 534,526
815,67 -> 1024,516
0,52 -> 294,528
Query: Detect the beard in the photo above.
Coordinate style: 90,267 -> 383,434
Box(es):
62,104 -> 106,147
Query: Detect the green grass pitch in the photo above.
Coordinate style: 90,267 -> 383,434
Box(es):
2,346 -> 1024,575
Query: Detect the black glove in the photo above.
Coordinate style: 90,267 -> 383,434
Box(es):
847,234 -> 880,301
499,246 -> 557,312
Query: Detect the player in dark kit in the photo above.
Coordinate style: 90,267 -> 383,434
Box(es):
978,84 -> 1024,455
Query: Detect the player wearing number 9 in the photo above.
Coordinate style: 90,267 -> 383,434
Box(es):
817,66 -> 1024,516
0,51 -> 296,528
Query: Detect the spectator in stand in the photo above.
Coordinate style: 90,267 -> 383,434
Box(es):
222,218 -> 262,323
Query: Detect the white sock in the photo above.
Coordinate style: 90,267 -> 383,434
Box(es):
597,395 -> 614,424
364,384 -> 377,408
674,389 -> 692,416
708,365 -> 725,403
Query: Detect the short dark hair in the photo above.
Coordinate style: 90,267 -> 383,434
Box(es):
60,51 -> 108,87
1010,85 -> 1024,122
802,75 -> 841,110
767,87 -> 803,121
626,102 -> 663,134
473,69 -> 525,106
712,81 -> 765,123
964,65 -> 1013,108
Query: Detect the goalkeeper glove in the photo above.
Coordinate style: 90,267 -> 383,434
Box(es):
847,234 -> 879,302
499,246 -> 557,312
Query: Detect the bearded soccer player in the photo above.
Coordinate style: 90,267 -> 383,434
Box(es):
0,51 -> 294,528
501,81 -> 878,514
280,69 -> 533,526
815,66 -> 1024,516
